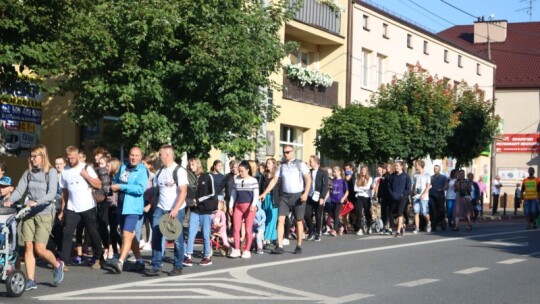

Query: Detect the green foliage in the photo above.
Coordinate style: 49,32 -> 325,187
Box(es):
1,0 -> 293,158
370,66 -> 457,164
445,84 -> 499,168
316,105 -> 403,163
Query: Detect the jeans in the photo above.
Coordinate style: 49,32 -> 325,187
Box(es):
447,199 -> 456,224
186,212 -> 212,258
492,194 -> 500,214
151,207 -> 185,269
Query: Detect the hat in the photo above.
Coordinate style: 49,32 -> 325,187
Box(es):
159,213 -> 182,240
0,176 -> 11,186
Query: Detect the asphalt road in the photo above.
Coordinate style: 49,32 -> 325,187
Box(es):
2,220 -> 539,304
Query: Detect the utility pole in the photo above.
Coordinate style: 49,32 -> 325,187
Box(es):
487,15 -> 497,210
516,0 -> 537,21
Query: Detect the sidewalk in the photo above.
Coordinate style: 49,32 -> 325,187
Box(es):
478,208 -> 527,221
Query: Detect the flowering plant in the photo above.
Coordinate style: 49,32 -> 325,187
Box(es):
318,0 -> 345,13
284,63 -> 333,88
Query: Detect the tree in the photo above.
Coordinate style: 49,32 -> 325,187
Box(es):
2,0 -> 296,157
445,83 -> 499,169
316,105 -> 403,164
370,66 -> 458,165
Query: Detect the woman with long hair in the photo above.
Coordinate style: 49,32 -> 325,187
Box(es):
258,158 -> 279,245
3,145 -> 63,290
354,166 -> 373,235
329,166 -> 348,236
106,157 -> 122,259
445,169 -> 458,227
453,170 -> 473,231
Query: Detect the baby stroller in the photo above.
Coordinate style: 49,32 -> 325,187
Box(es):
210,233 -> 228,257
370,198 -> 384,234
0,206 -> 30,297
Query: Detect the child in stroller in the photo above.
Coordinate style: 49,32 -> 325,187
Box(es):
210,200 -> 230,256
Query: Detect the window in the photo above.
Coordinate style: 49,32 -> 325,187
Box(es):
476,63 -> 482,75
444,50 -> 449,63
376,54 -> 386,87
407,34 -> 413,49
363,15 -> 370,30
298,51 -> 311,68
280,125 -> 304,159
458,55 -> 463,67
361,49 -> 371,87
423,41 -> 429,54
382,23 -> 389,38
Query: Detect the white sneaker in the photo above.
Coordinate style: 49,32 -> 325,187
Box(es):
229,249 -> 241,258
426,223 -> 432,233
413,229 -> 419,235
241,251 -> 251,259
283,238 -> 290,246
139,240 -> 146,250
143,243 -> 152,251
127,254 -> 136,262
356,229 -> 363,236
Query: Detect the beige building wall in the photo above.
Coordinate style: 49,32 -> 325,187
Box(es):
351,3 -> 495,105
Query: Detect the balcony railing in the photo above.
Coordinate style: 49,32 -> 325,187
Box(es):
289,0 -> 341,35
282,75 -> 338,108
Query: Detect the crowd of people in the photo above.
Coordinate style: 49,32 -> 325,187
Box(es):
0,143 -> 539,292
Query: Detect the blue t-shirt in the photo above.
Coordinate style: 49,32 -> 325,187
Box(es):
330,178 -> 348,203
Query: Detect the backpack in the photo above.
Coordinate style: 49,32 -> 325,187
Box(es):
155,165 -> 197,199
84,164 -> 106,203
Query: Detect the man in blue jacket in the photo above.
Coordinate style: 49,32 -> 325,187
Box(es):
388,161 -> 411,237
110,146 -> 148,274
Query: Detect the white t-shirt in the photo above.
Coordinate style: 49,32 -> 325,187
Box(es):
154,163 -> 189,211
446,179 -> 457,200
414,172 -> 431,196
61,162 -> 98,213
276,159 -> 310,194
492,179 -> 501,195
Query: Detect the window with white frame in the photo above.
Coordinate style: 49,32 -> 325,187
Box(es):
382,23 -> 389,38
444,50 -> 449,63
476,63 -> 482,75
407,34 -> 413,49
280,125 -> 304,159
423,40 -> 429,54
376,54 -> 386,87
361,49 -> 371,87
458,55 -> 463,68
289,49 -> 316,68
363,15 -> 370,30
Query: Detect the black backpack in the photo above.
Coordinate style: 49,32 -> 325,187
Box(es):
155,165 -> 197,199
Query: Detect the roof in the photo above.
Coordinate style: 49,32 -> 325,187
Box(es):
438,22 -> 540,89
355,0 -> 492,62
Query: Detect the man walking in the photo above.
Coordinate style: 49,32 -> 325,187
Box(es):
429,165 -> 447,231
304,155 -> 329,242
388,161 -> 411,237
145,145 -> 188,276
59,146 -> 104,269
261,145 -> 311,254
412,160 -> 431,234
521,167 -> 540,229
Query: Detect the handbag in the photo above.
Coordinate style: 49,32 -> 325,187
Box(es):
339,200 -> 354,216
93,190 -> 107,204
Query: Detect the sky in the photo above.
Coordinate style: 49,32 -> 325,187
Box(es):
365,0 -> 539,32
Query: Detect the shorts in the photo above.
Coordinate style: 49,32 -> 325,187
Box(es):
279,192 -> 305,219
413,199 -> 430,215
21,213 -> 54,244
523,200 -> 539,217
119,214 -> 143,233
391,197 -> 408,216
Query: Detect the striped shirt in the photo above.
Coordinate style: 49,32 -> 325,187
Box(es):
230,176 -> 259,208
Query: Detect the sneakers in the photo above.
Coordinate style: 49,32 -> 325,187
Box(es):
25,279 -> 37,291
256,249 -> 264,254
307,234 -> 315,241
294,246 -> 302,255
356,229 -> 363,236
53,261 -> 65,285
329,230 -> 337,237
91,259 -> 102,270
71,256 -> 83,265
145,267 -> 162,276
271,246 -> 284,254
127,254 -> 137,263
314,234 -> 321,242
132,261 -> 145,272
199,251 -> 213,266
426,222 -> 432,233
229,249 -> 241,258
413,229 -> 419,235
168,267 -> 183,276
183,256 -> 193,266
241,251 -> 251,259
282,238 -> 290,246
111,260 -> 123,274
290,232 -> 297,240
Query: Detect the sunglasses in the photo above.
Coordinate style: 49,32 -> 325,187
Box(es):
283,150 -> 294,154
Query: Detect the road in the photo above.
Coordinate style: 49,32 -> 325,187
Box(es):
2,220 -> 539,303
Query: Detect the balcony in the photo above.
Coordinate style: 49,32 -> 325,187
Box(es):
282,75 -> 338,108
289,0 -> 342,35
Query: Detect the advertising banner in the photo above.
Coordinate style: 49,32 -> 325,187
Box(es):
495,133 -> 540,153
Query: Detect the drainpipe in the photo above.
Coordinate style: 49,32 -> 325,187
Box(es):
345,0 -> 354,106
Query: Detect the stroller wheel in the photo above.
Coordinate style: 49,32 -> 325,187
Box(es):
6,269 -> 26,297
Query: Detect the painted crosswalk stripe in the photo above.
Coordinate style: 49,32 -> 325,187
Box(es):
497,258 -> 527,265
482,241 -> 528,247
396,279 -> 439,287
454,267 -> 489,274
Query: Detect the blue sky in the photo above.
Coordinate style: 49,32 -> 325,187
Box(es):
365,0 -> 538,32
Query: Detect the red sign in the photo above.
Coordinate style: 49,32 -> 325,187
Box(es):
495,133 -> 540,153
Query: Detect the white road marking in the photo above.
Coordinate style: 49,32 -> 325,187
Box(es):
522,251 -> 540,257
482,241 -> 528,247
497,258 -> 527,265
36,229 -> 533,301
454,267 -> 489,274
396,279 -> 440,287
493,236 -> 526,241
